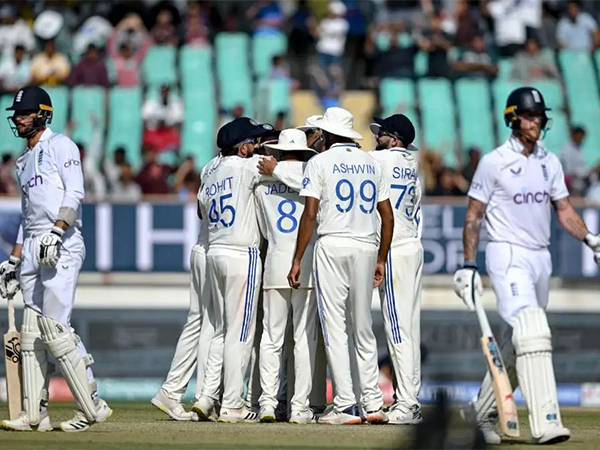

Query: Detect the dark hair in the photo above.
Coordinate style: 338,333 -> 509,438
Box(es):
115,147 -> 126,155
220,146 -> 237,156
572,125 -> 585,134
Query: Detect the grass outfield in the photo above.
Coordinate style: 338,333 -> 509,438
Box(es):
0,403 -> 599,449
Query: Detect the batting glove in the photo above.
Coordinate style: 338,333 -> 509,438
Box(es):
37,226 -> 64,268
0,256 -> 21,298
584,233 -> 600,268
453,262 -> 482,311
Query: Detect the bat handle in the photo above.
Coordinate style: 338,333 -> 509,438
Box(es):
474,290 -> 493,338
7,295 -> 17,333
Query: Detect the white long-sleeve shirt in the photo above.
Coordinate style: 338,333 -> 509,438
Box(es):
16,128 -> 84,242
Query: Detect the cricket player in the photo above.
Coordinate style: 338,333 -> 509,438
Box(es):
369,114 -> 424,424
0,86 -> 111,432
254,129 -> 318,424
454,87 -> 600,444
151,156 -> 222,421
288,107 -> 395,425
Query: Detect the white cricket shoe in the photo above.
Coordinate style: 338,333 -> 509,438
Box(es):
192,396 -> 216,422
1,411 -> 52,432
151,389 -> 193,421
459,404 -> 501,445
289,409 -> 316,424
536,426 -> 571,445
387,404 -> 423,425
365,407 -> 388,424
60,399 -> 113,433
218,406 -> 259,423
259,406 -> 276,423
318,405 -> 363,425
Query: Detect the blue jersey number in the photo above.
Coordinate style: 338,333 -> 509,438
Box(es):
276,199 -> 298,233
209,193 -> 236,227
335,179 -> 377,214
390,183 -> 416,218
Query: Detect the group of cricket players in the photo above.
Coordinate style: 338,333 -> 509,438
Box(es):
0,84 -> 599,444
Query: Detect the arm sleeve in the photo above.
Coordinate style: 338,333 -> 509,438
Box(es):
254,188 -> 268,239
272,161 -> 304,191
16,222 -> 23,245
299,158 -> 322,199
468,155 -> 495,204
55,138 -> 85,224
377,165 -> 390,202
551,158 -> 570,201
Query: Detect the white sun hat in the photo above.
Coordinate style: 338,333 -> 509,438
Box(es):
265,129 -> 317,155
296,115 -> 322,132
309,107 -> 363,140
34,11 -> 64,40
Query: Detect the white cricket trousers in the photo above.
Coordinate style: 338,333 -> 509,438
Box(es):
19,233 -> 94,384
161,245 -> 214,401
378,241 -> 423,409
205,247 -> 262,409
313,238 -> 383,412
259,288 -> 318,413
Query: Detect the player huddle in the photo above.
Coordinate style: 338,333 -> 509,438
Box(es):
1,85 -> 600,445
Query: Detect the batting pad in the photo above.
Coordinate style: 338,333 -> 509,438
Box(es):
512,306 -> 562,438
38,316 -> 97,422
20,307 -> 48,426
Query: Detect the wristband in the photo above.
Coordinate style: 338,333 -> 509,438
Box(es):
51,226 -> 65,238
463,261 -> 478,269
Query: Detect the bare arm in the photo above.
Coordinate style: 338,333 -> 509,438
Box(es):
376,199 -> 394,264
552,197 -> 589,241
10,243 -> 23,260
463,197 -> 487,262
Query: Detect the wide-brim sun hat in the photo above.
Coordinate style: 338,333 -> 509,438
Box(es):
296,115 -> 322,132
310,107 -> 363,140
265,129 -> 318,160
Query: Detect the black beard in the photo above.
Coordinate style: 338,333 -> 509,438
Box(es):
375,142 -> 388,151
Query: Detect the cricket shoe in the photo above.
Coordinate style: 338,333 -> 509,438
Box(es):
192,396 -> 216,422
459,405 -> 501,445
387,404 -> 423,425
535,426 -> 571,445
289,409 -> 316,424
275,401 -> 288,422
259,406 -> 276,423
218,406 -> 259,423
318,405 -> 363,425
1,411 -> 52,432
151,389 -> 193,421
365,407 -> 388,424
60,399 -> 113,433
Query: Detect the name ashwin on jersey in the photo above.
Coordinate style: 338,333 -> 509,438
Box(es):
332,163 -> 375,175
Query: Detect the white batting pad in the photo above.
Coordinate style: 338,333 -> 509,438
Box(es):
38,316 -> 97,422
20,307 -> 48,426
512,306 -> 563,438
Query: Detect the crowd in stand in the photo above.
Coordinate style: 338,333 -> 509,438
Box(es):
1,0 -> 600,202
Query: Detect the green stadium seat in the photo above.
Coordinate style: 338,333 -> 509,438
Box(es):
70,86 -> 106,154
0,95 -> 25,156
456,78 -> 495,153
180,45 -> 213,89
220,74 -> 253,114
531,80 -> 563,110
379,78 -> 415,117
267,78 -> 291,120
182,88 -> 216,167
415,51 -> 428,77
106,87 -> 143,168
215,33 -> 250,82
559,51 -> 600,118
142,45 -> 177,88
44,86 -> 68,134
252,32 -> 287,78
497,58 -> 514,80
417,78 -> 456,158
541,110 -> 569,154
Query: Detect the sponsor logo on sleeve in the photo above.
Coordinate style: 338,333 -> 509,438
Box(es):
302,177 -> 310,188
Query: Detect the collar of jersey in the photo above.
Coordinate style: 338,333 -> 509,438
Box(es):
329,143 -> 358,150
38,127 -> 53,143
389,146 -> 409,153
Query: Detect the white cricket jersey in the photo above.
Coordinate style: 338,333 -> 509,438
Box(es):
255,160 -> 315,289
15,128 -> 84,239
468,135 -> 569,249
370,148 -> 422,246
196,155 -> 222,250
300,143 -> 390,245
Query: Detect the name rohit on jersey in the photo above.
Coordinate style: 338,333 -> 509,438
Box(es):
266,183 -> 295,195
205,177 -> 233,196
332,163 -> 376,175
392,167 -> 417,180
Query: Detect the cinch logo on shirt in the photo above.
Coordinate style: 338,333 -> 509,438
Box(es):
63,159 -> 80,168
332,163 -> 376,175
513,190 -> 550,204
21,174 -> 43,194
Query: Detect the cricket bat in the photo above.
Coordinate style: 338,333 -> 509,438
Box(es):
4,295 -> 23,420
474,292 -> 520,438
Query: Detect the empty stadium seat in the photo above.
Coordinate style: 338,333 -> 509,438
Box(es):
179,45 -> 213,89
215,33 -> 250,82
379,78 -> 415,117
559,51 -> 600,118
220,75 -> 253,114
455,78 -> 495,152
44,86 -> 68,133
0,95 -> 25,156
418,78 -> 456,157
106,87 -> 143,168
181,88 -> 216,167
541,110 -> 569,154
252,32 -> 287,78
267,78 -> 291,121
70,86 -> 106,153
142,45 -> 177,88
497,58 -> 514,81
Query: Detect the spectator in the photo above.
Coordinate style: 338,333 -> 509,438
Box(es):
418,13 -> 453,78
269,54 -> 299,90
0,154 -> 17,195
111,162 -> 142,202
247,0 -> 285,36
486,0 -> 527,56
510,38 -> 559,81
556,0 -> 600,50
586,165 -> 600,206
219,104 -> 245,128
152,8 -> 179,46
288,0 -> 315,87
366,23 -> 419,80
462,147 -> 481,183
314,2 -> 348,70
76,141 -> 107,201
107,13 -> 152,87
72,15 -> 114,58
135,148 -> 173,195
68,44 -> 110,88
0,4 -> 35,58
428,167 -> 469,196
104,147 -> 127,191
182,1 -> 211,46
454,0 -> 481,48
0,44 -> 31,93
30,38 -> 70,86
173,157 -> 199,203
452,34 -> 498,79
560,126 -> 590,195
142,84 -> 184,153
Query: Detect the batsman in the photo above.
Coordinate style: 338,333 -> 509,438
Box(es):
0,86 -> 112,432
454,87 -> 600,445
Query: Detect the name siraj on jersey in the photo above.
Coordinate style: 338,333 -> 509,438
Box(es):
332,163 -> 376,175
392,167 -> 417,180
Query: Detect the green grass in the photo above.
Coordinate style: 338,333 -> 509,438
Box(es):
0,403 -> 598,449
